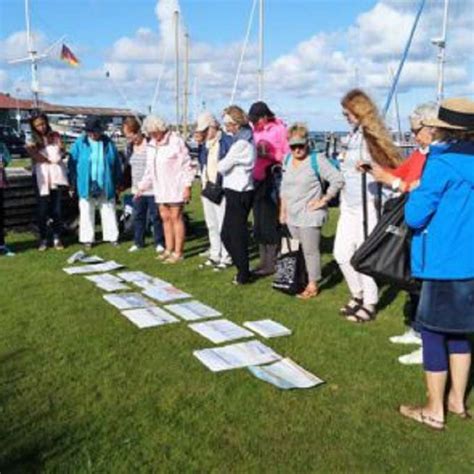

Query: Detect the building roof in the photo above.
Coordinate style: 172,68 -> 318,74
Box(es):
0,92 -> 136,117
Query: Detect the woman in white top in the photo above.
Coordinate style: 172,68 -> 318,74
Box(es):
218,105 -> 256,285
334,89 -> 402,322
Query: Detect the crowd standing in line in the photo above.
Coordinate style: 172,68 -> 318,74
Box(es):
0,90 -> 473,431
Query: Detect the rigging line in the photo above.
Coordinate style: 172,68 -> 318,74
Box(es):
383,0 -> 426,117
150,41 -> 170,113
230,0 -> 258,104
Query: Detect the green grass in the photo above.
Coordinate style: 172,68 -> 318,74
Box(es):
1,193 -> 473,473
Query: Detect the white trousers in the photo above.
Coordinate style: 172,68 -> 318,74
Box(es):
79,197 -> 119,244
201,195 -> 230,264
333,204 -> 379,305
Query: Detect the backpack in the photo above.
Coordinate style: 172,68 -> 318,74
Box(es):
284,152 -> 340,207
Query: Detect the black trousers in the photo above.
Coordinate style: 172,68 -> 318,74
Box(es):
38,189 -> 63,240
221,188 -> 254,282
0,188 -> 5,247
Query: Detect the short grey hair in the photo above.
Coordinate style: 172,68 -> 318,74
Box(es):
409,102 -> 438,130
142,115 -> 168,133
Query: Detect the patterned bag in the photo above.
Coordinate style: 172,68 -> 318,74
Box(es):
272,231 -> 308,295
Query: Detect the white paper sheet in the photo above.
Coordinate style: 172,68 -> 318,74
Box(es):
116,271 -> 152,283
121,307 -> 179,328
193,340 -> 281,372
133,277 -> 172,290
67,250 -> 104,264
64,260 -> 123,275
116,271 -> 171,289
85,273 -> 130,292
165,300 -> 221,321
243,319 -> 292,339
103,293 -> 153,310
189,319 -> 254,344
248,358 -> 324,389
143,286 -> 191,303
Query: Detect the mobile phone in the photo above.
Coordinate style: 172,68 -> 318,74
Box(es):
360,163 -> 373,172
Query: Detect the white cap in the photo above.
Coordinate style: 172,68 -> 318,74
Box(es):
196,111 -> 218,132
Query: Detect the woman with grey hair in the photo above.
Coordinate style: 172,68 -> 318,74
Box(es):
369,101 -> 437,365
136,115 -> 195,263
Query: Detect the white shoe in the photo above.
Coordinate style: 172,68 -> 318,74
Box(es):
214,261 -> 231,271
398,348 -> 423,365
155,244 -> 165,254
129,245 -> 140,253
199,249 -> 210,258
389,328 -> 421,345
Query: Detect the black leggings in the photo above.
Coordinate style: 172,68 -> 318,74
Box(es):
37,189 -> 63,240
0,188 -> 5,247
221,189 -> 254,282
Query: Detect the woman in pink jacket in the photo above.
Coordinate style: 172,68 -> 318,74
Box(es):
248,101 -> 289,275
136,116 -> 195,264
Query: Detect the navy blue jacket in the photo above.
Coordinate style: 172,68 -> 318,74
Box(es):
197,132 -> 233,186
406,141 -> 474,279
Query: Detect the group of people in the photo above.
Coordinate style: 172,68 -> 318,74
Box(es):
0,88 -> 473,432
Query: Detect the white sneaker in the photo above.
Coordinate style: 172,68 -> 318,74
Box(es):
398,347 -> 423,365
129,245 -> 140,253
199,249 -> 210,258
389,328 -> 422,345
155,244 -> 165,254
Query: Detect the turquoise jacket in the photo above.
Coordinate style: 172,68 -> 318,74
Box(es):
69,134 -> 122,200
406,141 -> 474,279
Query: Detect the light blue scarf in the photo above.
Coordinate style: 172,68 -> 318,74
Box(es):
89,138 -> 105,191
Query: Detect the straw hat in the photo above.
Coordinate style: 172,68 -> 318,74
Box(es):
422,97 -> 474,130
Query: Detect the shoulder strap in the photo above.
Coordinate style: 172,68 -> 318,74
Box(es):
284,153 -> 292,167
310,152 -> 320,178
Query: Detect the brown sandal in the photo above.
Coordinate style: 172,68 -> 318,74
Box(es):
399,405 -> 445,431
346,305 -> 375,323
297,287 -> 320,300
339,297 -> 363,316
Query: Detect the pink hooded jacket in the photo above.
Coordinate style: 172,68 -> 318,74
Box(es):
252,118 -> 290,181
139,131 -> 195,204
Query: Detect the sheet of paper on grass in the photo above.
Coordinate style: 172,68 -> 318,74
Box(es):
165,300 -> 221,321
248,358 -> 324,389
85,273 -> 130,292
143,285 -> 191,303
189,319 -> 254,344
193,340 -> 281,372
64,260 -> 123,275
243,319 -> 292,338
121,307 -> 179,329
67,250 -> 104,265
117,271 -> 172,290
103,293 -> 153,310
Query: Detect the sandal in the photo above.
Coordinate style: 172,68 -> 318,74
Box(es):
297,287 -> 320,300
448,409 -> 472,420
399,405 -> 445,431
346,305 -> 375,323
163,253 -> 184,264
339,297 -> 363,316
156,250 -> 171,261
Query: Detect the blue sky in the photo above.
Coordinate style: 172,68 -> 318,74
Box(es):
1,0 -> 473,129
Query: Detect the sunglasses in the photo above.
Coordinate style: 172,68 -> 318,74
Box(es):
411,127 -> 423,135
290,144 -> 306,151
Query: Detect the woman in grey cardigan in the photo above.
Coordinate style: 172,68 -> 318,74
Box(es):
280,123 -> 344,299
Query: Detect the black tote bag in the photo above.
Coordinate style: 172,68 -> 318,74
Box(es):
272,228 -> 308,295
351,194 -> 418,292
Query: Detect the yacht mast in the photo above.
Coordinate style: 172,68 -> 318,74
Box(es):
257,0 -> 264,100
174,10 -> 180,130
432,0 -> 450,103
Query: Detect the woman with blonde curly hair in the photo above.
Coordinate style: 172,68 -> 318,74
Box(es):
334,88 -> 401,323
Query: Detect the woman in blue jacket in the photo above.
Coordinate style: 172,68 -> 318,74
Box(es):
400,98 -> 474,430
69,117 -> 122,249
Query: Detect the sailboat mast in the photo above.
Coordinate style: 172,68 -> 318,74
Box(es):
25,0 -> 39,107
183,33 -> 190,138
436,0 -> 450,103
174,10 -> 180,131
258,0 -> 264,100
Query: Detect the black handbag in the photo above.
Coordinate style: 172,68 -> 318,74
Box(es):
201,180 -> 224,204
351,194 -> 418,292
272,229 -> 308,295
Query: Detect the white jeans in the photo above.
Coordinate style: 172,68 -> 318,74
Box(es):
201,195 -> 230,264
79,197 -> 119,244
333,203 -> 379,305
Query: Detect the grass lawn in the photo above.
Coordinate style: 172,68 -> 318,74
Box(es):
1,189 -> 473,473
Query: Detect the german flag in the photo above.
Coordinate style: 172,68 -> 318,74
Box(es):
60,44 -> 80,67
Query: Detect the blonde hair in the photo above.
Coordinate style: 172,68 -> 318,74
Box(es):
288,123 -> 309,141
341,89 -> 402,168
223,105 -> 248,127
143,115 -> 168,134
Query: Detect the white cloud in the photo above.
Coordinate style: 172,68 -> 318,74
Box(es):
0,30 -> 48,62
